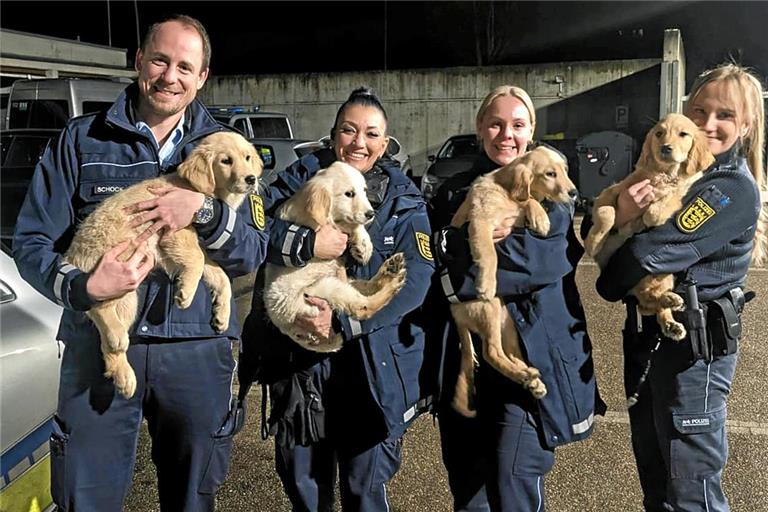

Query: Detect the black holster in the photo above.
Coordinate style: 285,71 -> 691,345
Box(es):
268,370 -> 326,449
706,287 -> 746,358
681,280 -> 710,362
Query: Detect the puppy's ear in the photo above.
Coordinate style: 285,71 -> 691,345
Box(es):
283,179 -> 332,229
510,163 -> 532,202
178,146 -> 216,196
684,131 -> 716,175
636,127 -> 656,169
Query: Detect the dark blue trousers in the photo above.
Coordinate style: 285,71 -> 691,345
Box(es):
50,336 -> 239,512
275,435 -> 403,512
625,332 -> 737,512
438,398 -> 555,512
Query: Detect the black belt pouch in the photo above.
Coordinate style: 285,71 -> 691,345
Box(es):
707,297 -> 741,357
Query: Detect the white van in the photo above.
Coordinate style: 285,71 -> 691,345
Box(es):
5,77 -> 131,130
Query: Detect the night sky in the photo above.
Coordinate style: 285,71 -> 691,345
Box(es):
1,1 -> 767,87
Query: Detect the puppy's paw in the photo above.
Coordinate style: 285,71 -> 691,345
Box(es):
522,368 -> 547,399
528,211 -> 551,236
383,252 -> 406,275
106,362 -> 137,399
350,237 -> 373,264
174,280 -> 195,310
660,292 -> 685,311
662,321 -> 687,341
211,307 -> 230,333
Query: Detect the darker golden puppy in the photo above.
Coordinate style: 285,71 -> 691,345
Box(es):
449,146 -> 576,417
584,113 -> 715,340
65,132 -> 262,398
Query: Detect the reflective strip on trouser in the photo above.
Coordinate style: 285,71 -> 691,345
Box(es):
486,403 -> 555,512
625,337 -> 736,512
50,336 -> 236,511
275,435 -> 402,512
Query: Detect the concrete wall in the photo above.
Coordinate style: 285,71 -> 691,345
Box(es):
200,59 -> 659,175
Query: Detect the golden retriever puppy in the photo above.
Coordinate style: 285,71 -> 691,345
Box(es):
584,113 -> 714,340
450,146 -> 577,417
65,131 -> 262,398
264,161 -> 407,353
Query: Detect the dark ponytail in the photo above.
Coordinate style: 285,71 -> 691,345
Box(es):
330,87 -> 388,138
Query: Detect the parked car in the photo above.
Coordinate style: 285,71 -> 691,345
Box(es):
6,77 -> 129,130
208,105 -> 294,139
1,129 -> 59,249
250,137 -> 322,186
420,134 -> 479,200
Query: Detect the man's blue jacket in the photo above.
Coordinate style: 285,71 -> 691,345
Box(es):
13,83 -> 269,342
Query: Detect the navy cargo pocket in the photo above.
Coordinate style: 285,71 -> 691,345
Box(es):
49,415 -> 70,507
197,400 -> 245,494
670,405 -> 728,479
390,332 -> 425,408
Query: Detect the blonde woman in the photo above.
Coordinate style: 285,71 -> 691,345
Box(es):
597,63 -> 767,511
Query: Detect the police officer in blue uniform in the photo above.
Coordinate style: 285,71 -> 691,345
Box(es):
13,15 -> 269,511
594,63 -> 767,511
427,85 -> 605,512
239,88 -> 435,511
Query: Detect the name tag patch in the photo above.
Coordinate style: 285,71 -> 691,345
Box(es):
415,232 -> 433,261
249,194 -> 266,230
384,236 -> 395,245
93,185 -> 125,195
677,196 -> 715,233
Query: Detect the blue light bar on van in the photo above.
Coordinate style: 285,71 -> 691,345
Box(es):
207,105 -> 260,114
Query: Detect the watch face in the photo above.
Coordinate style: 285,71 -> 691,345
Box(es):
195,197 -> 215,224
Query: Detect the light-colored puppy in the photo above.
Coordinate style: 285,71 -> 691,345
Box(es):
450,146 -> 577,417
65,131 -> 262,398
584,113 -> 714,340
264,161 -> 407,353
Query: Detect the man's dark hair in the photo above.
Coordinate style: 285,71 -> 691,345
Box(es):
141,14 -> 211,71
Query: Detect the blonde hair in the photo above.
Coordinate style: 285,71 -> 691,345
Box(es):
475,85 -> 536,134
686,63 -> 767,266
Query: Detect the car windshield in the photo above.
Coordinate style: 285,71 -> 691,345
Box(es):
1,133 -> 54,251
437,137 -> 478,159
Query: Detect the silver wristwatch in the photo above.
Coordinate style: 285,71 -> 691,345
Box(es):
193,196 -> 215,225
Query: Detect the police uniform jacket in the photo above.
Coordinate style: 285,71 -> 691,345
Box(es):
432,151 -> 605,449
13,83 -> 269,342
257,148 -> 435,440
596,144 -> 759,303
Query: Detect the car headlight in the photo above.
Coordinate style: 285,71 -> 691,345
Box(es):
421,174 -> 438,199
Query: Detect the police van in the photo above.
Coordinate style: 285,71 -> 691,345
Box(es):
207,105 -> 294,139
5,77 -> 130,130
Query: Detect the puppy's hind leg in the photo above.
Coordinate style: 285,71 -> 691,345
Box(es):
202,257 -> 232,333
160,229 -> 205,310
451,319 -> 479,418
88,292 -> 139,398
500,303 -> 546,398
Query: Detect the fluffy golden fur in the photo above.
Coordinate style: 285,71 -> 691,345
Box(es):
449,146 -> 576,417
264,161 -> 407,353
65,131 -> 262,398
584,113 -> 715,340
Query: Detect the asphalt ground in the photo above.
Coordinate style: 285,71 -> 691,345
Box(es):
124,248 -> 768,511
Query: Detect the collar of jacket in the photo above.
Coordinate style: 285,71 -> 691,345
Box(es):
103,82 -> 221,139
713,140 -> 741,170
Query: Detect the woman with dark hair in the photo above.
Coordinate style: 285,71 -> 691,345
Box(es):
239,87 -> 434,511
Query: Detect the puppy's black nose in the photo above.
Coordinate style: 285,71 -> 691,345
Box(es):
245,175 -> 257,186
365,210 -> 375,220
660,144 -> 673,156
568,188 -> 579,200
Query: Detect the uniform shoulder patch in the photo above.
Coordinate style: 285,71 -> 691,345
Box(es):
676,196 -> 716,233
249,194 -> 266,230
415,232 -> 433,260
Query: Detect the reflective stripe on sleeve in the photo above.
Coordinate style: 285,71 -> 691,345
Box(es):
348,318 -> 362,337
208,205 -> 237,250
281,224 -> 301,267
440,269 -> 460,304
54,263 -> 78,305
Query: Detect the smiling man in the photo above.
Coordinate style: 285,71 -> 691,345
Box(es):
13,14 -> 269,511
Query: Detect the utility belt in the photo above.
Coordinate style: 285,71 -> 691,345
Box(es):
625,284 -> 751,362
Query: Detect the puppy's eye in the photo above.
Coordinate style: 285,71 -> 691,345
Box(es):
679,131 -> 690,137
345,190 -> 356,198
221,156 -> 233,165
655,130 -> 663,138
546,171 -> 557,178
246,154 -> 251,161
